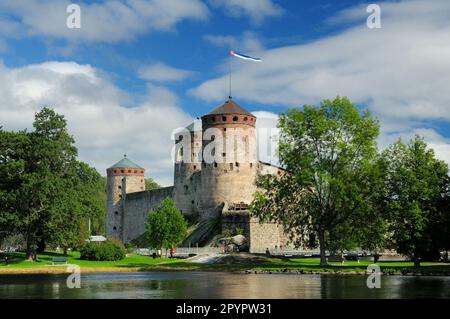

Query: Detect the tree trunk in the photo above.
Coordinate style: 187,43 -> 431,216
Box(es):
413,257 -> 420,268
63,248 -> 68,256
26,235 -> 36,261
318,229 -> 327,266
37,238 -> 46,253
374,254 -> 380,263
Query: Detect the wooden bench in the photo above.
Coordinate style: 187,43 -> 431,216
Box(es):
52,257 -> 68,265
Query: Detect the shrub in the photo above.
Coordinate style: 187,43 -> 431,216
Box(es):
80,239 -> 126,261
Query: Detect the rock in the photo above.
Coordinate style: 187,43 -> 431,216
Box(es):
225,244 -> 237,252
231,235 -> 246,246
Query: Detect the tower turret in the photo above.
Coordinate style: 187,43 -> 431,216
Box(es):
173,120 -> 202,216
106,155 -> 145,241
199,98 -> 258,214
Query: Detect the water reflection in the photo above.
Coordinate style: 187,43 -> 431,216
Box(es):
0,272 -> 449,299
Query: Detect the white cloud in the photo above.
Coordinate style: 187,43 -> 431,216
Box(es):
208,0 -> 283,25
191,0 -> 450,166
204,31 -> 264,52
138,63 -> 192,82
252,110 -> 279,166
0,0 -> 209,43
0,61 -> 193,186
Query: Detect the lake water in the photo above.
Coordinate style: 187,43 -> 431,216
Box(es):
1,272 -> 449,299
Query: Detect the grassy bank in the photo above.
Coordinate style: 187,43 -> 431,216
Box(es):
1,251 -> 449,275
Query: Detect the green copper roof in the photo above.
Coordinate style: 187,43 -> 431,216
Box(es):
109,156 -> 143,169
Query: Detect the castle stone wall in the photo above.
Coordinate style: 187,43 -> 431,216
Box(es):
249,217 -> 289,253
122,186 -> 174,243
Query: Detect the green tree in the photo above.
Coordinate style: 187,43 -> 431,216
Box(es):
45,162 -> 105,255
146,197 -> 186,253
0,107 -> 106,259
145,178 -> 160,191
250,97 -> 381,266
380,136 -> 449,266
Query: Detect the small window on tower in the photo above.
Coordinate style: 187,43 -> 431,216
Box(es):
233,116 -> 238,121
134,170 -> 137,173
236,162 -> 239,167
222,153 -> 226,157
115,211 -> 119,215
250,163 -> 253,168
113,226 -> 117,230
194,165 -> 197,170
214,162 -> 218,168
121,170 -> 124,174
244,117 -> 248,121
118,185 -> 121,189
230,163 -> 233,170
114,169 -> 117,174
191,200 -> 194,204
223,128 -> 227,131
128,170 -> 131,173
222,116 -> 227,121
212,117 -> 216,122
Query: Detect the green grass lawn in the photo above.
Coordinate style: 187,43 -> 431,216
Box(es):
0,251 -> 183,270
0,251 -> 449,274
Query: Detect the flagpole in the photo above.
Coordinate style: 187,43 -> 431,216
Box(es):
228,57 -> 232,99
228,67 -> 231,99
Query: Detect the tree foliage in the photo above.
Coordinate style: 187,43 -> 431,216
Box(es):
250,96 -> 382,265
146,197 -> 186,250
380,136 -> 449,266
0,107 -> 106,258
145,178 -> 160,191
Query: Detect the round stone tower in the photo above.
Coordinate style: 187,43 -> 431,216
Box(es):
106,155 -> 145,241
199,98 -> 258,213
173,119 -> 202,217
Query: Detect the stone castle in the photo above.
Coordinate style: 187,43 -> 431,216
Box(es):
106,98 -> 288,252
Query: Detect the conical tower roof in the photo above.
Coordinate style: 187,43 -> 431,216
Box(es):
109,155 -> 143,169
207,98 -> 253,116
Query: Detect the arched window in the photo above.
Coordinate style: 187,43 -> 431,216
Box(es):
244,117 -> 248,121
222,116 -> 227,121
233,116 -> 238,121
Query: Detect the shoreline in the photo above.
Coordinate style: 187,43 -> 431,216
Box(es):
1,266 -> 450,276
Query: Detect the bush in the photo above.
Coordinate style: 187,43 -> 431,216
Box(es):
80,239 -> 126,261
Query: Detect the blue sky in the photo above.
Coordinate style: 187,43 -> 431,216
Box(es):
1,0 -> 360,115
1,0 -> 449,185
